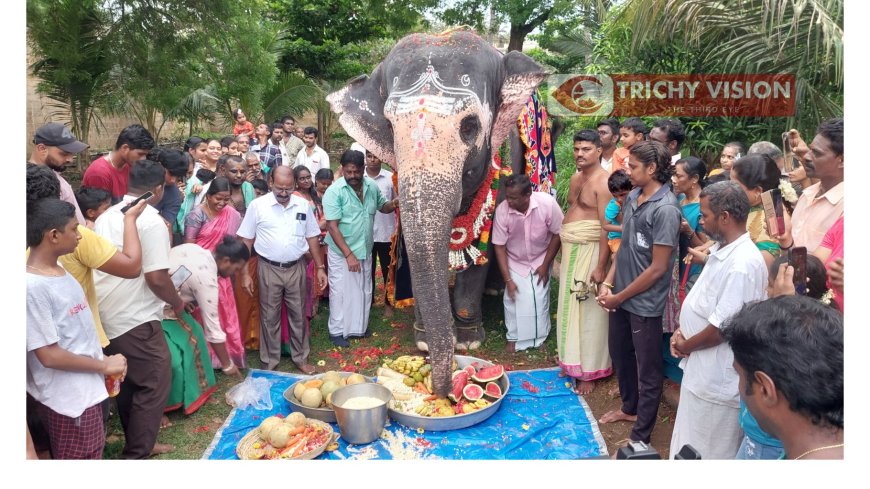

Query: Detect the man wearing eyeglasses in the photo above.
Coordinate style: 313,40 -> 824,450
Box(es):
236,166 -> 327,374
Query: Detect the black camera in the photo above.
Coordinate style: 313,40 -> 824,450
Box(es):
616,441 -> 702,460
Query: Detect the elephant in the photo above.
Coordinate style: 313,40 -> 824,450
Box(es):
327,29 -> 548,397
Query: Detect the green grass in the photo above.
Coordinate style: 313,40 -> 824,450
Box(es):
103,274 -> 562,459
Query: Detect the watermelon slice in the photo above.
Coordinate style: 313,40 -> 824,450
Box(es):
462,383 -> 484,401
471,364 -> 504,383
449,371 -> 469,403
463,365 -> 476,377
484,382 -> 502,400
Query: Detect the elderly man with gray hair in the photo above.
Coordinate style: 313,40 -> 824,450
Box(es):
668,181 -> 769,459
748,141 -> 785,173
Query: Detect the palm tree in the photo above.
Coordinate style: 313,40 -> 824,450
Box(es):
27,0 -> 115,171
613,0 -> 843,133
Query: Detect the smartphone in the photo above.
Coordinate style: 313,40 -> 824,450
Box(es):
789,247 -> 808,295
171,265 -> 192,289
761,189 -> 785,236
120,191 -> 154,214
781,131 -> 799,173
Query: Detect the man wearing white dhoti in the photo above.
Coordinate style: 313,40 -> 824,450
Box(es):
668,181 -> 767,459
322,149 -> 398,347
492,174 -> 564,352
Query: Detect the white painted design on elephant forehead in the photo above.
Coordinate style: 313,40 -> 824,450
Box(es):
387,64 -> 481,116
393,76 -> 399,87
460,74 -> 470,87
348,95 -> 376,117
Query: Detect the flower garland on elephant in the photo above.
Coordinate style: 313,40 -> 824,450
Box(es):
386,154 -> 511,307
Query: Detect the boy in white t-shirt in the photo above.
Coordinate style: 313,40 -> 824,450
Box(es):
26,198 -> 127,459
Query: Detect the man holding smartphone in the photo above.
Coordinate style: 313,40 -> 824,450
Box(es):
94,159 -> 184,458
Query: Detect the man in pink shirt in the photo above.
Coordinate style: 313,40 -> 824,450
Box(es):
492,174 -> 564,352
28,123 -> 88,225
815,214 -> 844,311
82,124 -> 154,203
787,118 -> 843,252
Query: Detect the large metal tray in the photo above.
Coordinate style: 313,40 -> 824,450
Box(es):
283,372 -> 373,423
387,355 -> 509,432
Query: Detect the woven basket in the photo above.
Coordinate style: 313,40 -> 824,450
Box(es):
236,419 -> 336,460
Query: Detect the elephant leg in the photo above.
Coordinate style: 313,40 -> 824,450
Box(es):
413,306 -> 456,353
452,262 -> 489,351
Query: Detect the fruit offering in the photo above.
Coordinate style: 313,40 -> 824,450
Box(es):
291,371 -> 369,409
380,359 -> 505,418
242,413 -> 333,460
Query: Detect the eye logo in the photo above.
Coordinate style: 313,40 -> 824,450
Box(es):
546,74 -> 614,117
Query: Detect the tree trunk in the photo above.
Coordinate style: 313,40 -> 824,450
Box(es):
507,25 -> 526,53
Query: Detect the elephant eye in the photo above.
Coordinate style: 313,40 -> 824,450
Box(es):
459,115 -> 480,145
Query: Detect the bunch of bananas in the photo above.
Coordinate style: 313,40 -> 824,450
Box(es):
384,356 -> 431,384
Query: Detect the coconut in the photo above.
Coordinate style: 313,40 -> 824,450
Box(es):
268,424 -> 294,448
346,373 -> 366,385
284,412 -> 306,428
300,387 -> 323,408
258,416 -> 284,440
293,382 -> 307,401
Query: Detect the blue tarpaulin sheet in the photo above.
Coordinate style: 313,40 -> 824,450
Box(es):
202,368 -> 608,460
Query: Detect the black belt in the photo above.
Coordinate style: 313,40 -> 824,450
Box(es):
259,256 -> 301,269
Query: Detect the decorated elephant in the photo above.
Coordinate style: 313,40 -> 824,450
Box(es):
327,29 -> 548,397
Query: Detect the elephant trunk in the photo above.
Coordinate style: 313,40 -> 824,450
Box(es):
398,171 -> 459,398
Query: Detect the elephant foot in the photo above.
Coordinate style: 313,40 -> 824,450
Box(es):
413,322 -> 456,353
456,324 -> 485,351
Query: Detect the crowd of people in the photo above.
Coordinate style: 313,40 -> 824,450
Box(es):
492,116 -> 843,460
25,110 -> 843,461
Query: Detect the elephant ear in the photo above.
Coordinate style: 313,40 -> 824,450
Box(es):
326,63 -> 396,165
490,52 -> 550,153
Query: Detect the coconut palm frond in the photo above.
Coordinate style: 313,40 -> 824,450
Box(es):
261,72 -> 323,123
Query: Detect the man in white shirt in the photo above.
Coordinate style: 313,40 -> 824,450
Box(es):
295,126 -> 330,173
596,118 -> 620,172
94,159 -> 185,459
363,148 -> 397,317
237,166 -> 327,373
281,115 -> 305,163
649,118 -> 685,165
668,181 -> 768,459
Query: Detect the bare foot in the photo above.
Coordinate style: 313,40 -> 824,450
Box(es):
150,443 -> 175,456
598,409 -> 637,424
160,416 -> 173,429
574,380 -> 595,395
297,363 -> 316,375
383,305 -> 394,318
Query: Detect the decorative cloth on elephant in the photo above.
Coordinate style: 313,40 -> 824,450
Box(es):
556,220 -> 612,381
492,191 -> 564,350
517,92 -> 557,197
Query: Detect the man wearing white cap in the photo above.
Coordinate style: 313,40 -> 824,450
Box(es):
28,122 -> 88,225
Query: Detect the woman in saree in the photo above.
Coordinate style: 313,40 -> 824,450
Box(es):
184,177 -> 246,369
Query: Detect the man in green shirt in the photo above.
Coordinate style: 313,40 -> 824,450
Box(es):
323,149 -> 398,346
